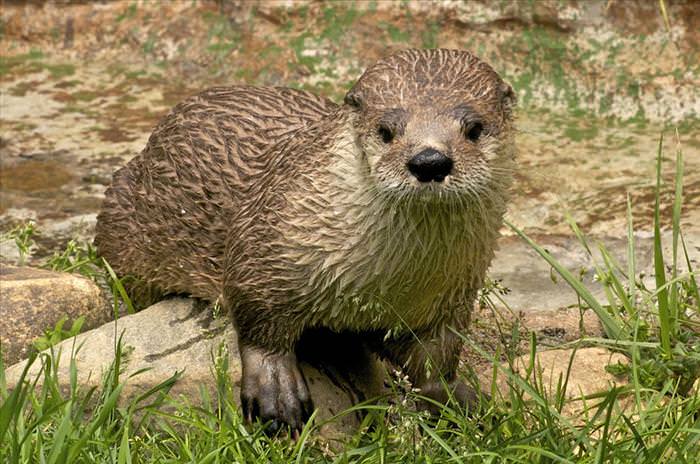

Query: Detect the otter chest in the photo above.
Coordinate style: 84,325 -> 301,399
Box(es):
299,220 -> 489,331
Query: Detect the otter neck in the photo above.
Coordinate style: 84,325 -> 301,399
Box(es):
283,123 -> 506,331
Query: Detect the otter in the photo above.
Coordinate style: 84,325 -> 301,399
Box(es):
95,48 -> 516,431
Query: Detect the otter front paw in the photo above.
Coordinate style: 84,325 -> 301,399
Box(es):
240,346 -> 313,433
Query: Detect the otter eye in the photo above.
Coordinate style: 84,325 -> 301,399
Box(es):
466,122 -> 483,142
377,126 -> 394,144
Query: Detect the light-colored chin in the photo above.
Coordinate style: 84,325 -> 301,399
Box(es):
408,174 -> 455,189
375,174 -> 469,199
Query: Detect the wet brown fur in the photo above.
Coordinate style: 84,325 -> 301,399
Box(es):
95,49 -> 516,429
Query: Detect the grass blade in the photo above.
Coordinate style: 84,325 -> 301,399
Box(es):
653,134 -> 672,358
505,220 -> 623,340
669,132 -> 684,325
599,245 -> 634,316
0,352 -> 37,446
626,193 -> 637,313
47,401 -> 73,464
65,382 -> 125,462
419,422 -> 463,463
117,419 -> 132,464
102,258 -> 135,314
594,389 -> 617,464
680,232 -> 699,308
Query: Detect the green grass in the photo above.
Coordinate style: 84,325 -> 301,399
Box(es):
0,49 -> 44,77
32,316 -> 86,352
507,134 -> 699,396
1,221 -> 36,265
1,136 -> 698,462
43,239 -> 135,316
1,330 -> 698,462
44,63 -> 76,79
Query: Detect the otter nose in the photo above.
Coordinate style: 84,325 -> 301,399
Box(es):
407,149 -> 453,183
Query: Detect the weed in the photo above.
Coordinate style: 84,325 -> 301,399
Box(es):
44,239 -> 101,279
2,221 -> 36,265
142,33 -> 157,56
319,5 -> 358,44
0,49 -> 43,77
387,23 -> 410,44
289,32 -> 323,73
32,316 -> 85,352
44,238 -> 135,317
563,122 -> 600,142
202,10 -> 240,64
72,90 -> 99,102
124,69 -> 147,79
420,20 -> 440,49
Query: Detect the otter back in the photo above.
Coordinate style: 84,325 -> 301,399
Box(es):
95,86 -> 337,304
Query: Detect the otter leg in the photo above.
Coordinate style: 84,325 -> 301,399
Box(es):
230,298 -> 313,432
376,325 -> 480,412
239,344 -> 313,433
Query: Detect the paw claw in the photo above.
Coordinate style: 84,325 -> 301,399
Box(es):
240,346 -> 314,435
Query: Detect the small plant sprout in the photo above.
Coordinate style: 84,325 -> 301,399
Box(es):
3,221 -> 37,265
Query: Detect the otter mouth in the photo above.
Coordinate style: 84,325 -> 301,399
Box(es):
374,174 -> 467,199
373,166 -> 473,202
409,180 -> 461,199
387,177 -> 470,203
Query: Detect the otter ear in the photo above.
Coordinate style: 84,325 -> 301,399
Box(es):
499,82 -> 516,113
344,86 -> 364,109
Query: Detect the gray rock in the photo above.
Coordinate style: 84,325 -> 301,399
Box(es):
41,213 -> 98,243
0,238 -> 25,264
490,234 -> 656,313
0,265 -> 110,365
491,231 -> 699,315
4,298 -> 386,438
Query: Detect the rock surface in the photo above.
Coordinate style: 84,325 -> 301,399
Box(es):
481,347 -> 629,417
490,232 -> 699,314
0,265 -> 110,365
490,235 -> 651,313
519,307 -> 605,344
4,298 -> 386,437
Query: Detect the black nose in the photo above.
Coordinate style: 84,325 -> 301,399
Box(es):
407,149 -> 453,183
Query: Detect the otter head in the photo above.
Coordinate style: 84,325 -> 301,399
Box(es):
345,49 -> 516,200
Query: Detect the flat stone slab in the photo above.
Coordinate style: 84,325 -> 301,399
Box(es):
4,298 -> 386,438
481,347 -> 629,418
0,265 -> 109,365
490,231 -> 699,313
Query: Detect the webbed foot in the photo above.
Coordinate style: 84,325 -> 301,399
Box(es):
240,346 -> 314,434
